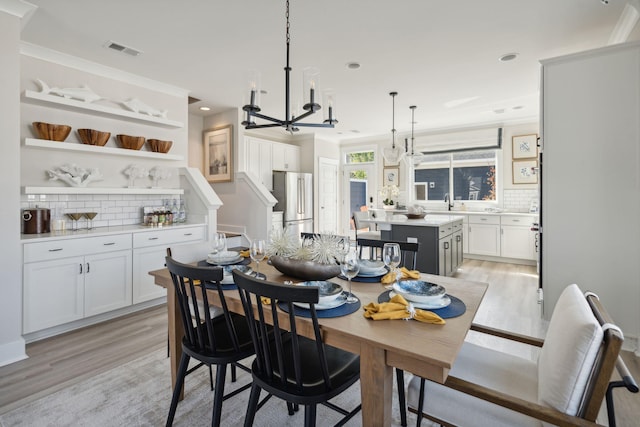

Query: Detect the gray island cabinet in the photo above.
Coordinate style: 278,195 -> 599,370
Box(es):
370,215 -> 464,276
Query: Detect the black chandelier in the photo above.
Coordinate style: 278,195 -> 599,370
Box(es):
404,105 -> 424,165
242,0 -> 337,132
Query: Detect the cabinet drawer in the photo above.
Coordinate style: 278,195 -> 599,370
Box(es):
438,224 -> 455,237
133,226 -> 205,248
501,215 -> 536,226
24,234 -> 131,263
468,215 -> 500,225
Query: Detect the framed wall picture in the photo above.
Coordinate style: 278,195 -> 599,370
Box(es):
512,159 -> 538,184
512,134 -> 538,159
383,167 -> 400,186
203,125 -> 233,183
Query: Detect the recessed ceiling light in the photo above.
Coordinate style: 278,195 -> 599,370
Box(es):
498,52 -> 519,62
199,106 -> 211,111
346,62 -> 361,70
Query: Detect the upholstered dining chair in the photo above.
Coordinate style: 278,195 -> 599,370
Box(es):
165,256 -> 255,427
406,284 -> 626,427
232,270 -> 362,427
352,211 -> 381,240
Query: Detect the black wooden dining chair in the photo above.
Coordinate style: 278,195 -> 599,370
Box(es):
356,237 -> 420,427
356,238 -> 419,271
165,256 -> 254,427
232,269 -> 362,427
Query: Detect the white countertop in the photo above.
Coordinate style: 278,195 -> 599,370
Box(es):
364,215 -> 465,227
20,222 -> 206,243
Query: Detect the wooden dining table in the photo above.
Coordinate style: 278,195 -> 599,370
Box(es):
149,260 -> 488,426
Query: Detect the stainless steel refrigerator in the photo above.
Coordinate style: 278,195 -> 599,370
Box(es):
272,171 -> 313,235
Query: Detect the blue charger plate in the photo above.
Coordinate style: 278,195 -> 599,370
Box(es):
377,290 -> 466,319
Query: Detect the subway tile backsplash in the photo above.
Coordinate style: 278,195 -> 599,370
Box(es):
502,189 -> 538,213
21,193 -> 181,229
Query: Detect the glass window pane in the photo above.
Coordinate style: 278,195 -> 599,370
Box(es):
453,165 -> 496,200
414,168 -> 449,201
346,151 -> 374,164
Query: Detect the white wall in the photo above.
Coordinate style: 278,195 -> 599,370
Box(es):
0,9 -> 27,366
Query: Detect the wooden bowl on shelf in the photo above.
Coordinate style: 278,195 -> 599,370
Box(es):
116,134 -> 145,150
77,129 -> 111,146
147,139 -> 173,153
32,122 -> 72,141
406,213 -> 427,219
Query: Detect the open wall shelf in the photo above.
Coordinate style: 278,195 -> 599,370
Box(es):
24,90 -> 184,128
25,138 -> 184,161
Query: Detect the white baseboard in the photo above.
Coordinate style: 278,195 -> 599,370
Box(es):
0,337 -> 27,367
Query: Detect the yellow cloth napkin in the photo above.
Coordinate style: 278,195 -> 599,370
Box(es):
260,296 -> 272,305
381,267 -> 421,284
239,249 -> 250,258
363,294 -> 445,324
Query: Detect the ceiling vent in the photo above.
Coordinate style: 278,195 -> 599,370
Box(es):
105,41 -> 142,57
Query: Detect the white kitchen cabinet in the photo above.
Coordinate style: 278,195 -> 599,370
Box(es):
500,215 -> 536,260
132,225 -> 206,304
23,233 -> 132,333
272,142 -> 300,171
246,137 -> 274,190
467,215 -> 500,256
23,256 -> 84,333
84,250 -> 133,316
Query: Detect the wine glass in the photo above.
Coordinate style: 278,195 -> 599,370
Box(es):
340,248 -> 360,304
66,212 -> 82,231
212,233 -> 226,255
382,243 -> 401,282
84,212 -> 97,230
250,239 -> 266,280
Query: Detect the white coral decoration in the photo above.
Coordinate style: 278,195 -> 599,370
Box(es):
266,228 -> 345,265
149,166 -> 173,187
266,226 -> 299,258
123,164 -> 149,187
305,233 -> 345,265
47,164 -> 103,187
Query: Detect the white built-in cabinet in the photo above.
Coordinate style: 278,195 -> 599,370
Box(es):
245,137 -> 300,190
23,224 -> 206,335
500,215 -> 535,260
23,233 -> 132,334
132,225 -> 206,304
467,215 -> 501,257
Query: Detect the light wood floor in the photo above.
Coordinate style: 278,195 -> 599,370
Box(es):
0,259 -> 637,425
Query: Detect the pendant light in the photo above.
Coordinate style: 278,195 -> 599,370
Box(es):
404,105 -> 424,165
241,0 -> 337,132
382,92 -> 405,164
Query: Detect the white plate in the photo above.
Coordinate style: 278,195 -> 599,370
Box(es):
293,293 -> 348,310
208,250 -> 239,262
389,291 -> 451,309
357,268 -> 387,278
358,259 -> 385,274
205,255 -> 242,265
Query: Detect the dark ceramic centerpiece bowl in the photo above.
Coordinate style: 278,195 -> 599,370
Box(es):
270,255 -> 341,281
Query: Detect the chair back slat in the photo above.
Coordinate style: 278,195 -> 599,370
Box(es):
356,238 -> 420,270
165,256 -> 241,356
232,270 -> 333,392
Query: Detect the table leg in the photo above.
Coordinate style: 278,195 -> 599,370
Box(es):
166,285 -> 184,400
360,345 -> 393,426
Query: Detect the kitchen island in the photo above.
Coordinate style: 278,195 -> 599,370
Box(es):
363,215 -> 464,276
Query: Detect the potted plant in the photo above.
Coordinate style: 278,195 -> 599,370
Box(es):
380,184 -> 399,209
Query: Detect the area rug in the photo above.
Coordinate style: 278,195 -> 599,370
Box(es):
0,348 -> 417,426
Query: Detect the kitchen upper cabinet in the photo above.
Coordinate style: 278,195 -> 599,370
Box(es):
500,215 -> 536,260
246,137 -> 273,191
272,142 -> 300,171
467,215 -> 500,257
246,137 -> 301,190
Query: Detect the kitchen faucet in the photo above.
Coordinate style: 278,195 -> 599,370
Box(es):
444,193 -> 453,211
